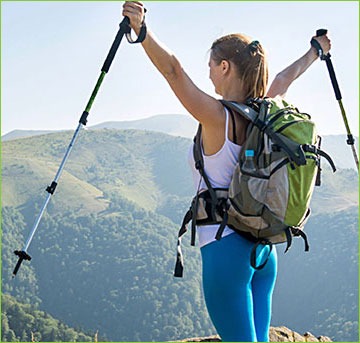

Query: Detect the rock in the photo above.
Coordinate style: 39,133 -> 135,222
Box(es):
176,326 -> 332,342
176,337 -> 219,342
269,326 -> 303,342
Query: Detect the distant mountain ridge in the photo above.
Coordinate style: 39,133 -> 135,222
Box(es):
2,114 -> 357,170
1,129 -> 59,141
1,114 -> 198,141
90,114 -> 198,138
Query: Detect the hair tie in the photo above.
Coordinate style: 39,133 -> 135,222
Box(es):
249,40 -> 260,53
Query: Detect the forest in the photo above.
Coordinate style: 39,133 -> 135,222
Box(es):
2,293 -> 96,342
2,129 -> 358,342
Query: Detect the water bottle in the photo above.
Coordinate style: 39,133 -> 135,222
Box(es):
242,149 -> 256,173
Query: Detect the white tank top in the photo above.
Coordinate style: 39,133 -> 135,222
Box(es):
188,108 -> 242,247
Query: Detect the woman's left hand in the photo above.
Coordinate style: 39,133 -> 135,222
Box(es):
311,34 -> 331,56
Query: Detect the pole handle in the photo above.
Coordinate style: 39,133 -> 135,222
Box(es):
101,15 -> 147,73
316,29 -> 328,37
101,17 -> 130,73
324,57 -> 342,100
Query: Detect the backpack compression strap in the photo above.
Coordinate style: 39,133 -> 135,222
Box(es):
303,145 -> 336,172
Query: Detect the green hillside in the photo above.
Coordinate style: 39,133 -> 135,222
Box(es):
3,129 -> 357,215
1,293 -> 96,342
2,129 -> 358,342
2,129 -> 193,212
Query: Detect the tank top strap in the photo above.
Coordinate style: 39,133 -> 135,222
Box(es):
224,107 -> 230,142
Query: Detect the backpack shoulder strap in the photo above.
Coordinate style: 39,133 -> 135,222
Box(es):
220,99 -> 258,123
193,124 -> 203,171
228,108 -> 237,143
193,124 -> 218,217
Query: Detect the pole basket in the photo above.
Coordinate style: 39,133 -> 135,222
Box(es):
13,250 -> 32,277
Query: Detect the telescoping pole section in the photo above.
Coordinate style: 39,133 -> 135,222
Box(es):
13,16 -> 146,277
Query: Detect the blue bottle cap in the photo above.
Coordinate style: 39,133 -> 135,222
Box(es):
245,149 -> 255,157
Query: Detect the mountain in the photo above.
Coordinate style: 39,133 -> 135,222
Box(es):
1,129 -> 57,142
2,114 -> 357,171
1,114 -> 198,142
320,134 -> 359,170
90,114 -> 198,138
2,129 -> 358,342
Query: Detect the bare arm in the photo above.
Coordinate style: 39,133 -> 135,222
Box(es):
122,1 -> 223,127
267,35 -> 331,98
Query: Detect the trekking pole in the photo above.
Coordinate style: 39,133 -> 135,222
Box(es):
311,29 -> 359,171
12,15 -> 147,278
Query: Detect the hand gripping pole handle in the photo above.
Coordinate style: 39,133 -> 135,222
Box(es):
310,28 -> 328,60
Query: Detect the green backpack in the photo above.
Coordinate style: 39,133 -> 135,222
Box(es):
174,97 -> 336,277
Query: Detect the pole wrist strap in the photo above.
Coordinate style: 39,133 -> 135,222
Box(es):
126,22 -> 147,44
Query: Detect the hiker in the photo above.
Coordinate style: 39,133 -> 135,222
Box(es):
122,2 -> 330,342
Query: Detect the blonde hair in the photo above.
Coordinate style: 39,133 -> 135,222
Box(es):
210,33 -> 268,100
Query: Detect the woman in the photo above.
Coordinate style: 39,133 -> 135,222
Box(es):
122,2 -> 330,341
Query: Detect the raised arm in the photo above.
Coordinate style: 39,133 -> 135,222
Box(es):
122,1 -> 223,126
266,34 -> 331,98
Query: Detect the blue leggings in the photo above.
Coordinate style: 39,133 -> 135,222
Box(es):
200,233 -> 277,342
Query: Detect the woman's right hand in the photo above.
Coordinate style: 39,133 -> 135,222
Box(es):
120,1 -> 225,154
122,1 -> 145,34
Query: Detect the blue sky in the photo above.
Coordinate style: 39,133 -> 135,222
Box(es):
2,1 -> 359,136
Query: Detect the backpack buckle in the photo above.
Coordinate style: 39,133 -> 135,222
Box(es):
303,144 -> 317,154
195,160 -> 203,170
254,117 -> 266,131
271,144 -> 281,152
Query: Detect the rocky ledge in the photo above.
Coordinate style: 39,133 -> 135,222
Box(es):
176,326 -> 332,342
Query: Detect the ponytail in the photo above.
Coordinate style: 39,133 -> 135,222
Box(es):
211,34 -> 268,99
